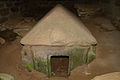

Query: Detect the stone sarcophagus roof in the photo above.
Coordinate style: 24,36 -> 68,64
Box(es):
20,4 -> 97,77
20,4 -> 97,46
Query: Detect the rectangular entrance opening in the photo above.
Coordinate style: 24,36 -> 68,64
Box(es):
51,56 -> 69,77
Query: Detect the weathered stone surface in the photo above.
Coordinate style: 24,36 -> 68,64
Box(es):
21,5 -> 97,46
14,2 -> 21,7
23,17 -> 35,23
11,7 -> 19,12
13,28 -> 31,37
0,26 -> 7,31
0,73 -> 14,80
0,0 -> 7,2
115,0 -> 120,6
74,4 -> 102,17
0,0 -> 23,24
0,29 -> 18,41
92,72 -> 120,80
0,8 -> 9,16
6,2 -> 14,7
21,45 -> 96,76
0,17 -> 8,23
0,3 -> 4,8
0,37 -> 5,45
111,17 -> 120,31
93,17 -> 116,31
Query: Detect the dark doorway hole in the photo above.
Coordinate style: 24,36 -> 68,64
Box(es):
51,56 -> 69,77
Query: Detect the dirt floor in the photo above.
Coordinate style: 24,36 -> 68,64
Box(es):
0,15 -> 120,80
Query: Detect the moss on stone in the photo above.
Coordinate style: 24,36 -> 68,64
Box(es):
21,45 -> 96,76
85,46 -> 96,64
23,62 -> 34,71
33,58 -> 48,74
66,46 -> 96,70
67,48 -> 87,70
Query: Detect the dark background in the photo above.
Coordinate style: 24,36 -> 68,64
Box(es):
0,0 -> 120,23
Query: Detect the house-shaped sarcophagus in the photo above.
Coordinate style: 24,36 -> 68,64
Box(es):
20,4 -> 97,77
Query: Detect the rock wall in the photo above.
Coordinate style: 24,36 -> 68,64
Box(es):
20,0 -> 77,19
0,0 -> 120,23
100,0 -> 120,18
0,0 -> 24,23
99,0 -> 120,31
20,0 -> 120,19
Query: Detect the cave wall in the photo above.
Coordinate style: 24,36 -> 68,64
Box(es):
0,0 -> 24,23
20,0 -> 101,19
100,0 -> 120,18
0,0 -> 120,23
17,0 -> 120,19
21,0 -> 77,19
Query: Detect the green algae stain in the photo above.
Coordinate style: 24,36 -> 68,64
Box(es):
66,46 -> 96,70
85,46 -> 96,64
22,46 -> 96,76
23,62 -> 34,71
33,58 -> 48,74
67,48 -> 86,70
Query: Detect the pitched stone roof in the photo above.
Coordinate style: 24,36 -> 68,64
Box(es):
20,4 -> 97,46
